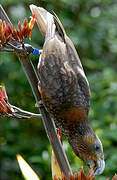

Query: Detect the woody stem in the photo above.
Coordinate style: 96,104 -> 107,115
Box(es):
0,4 -> 72,178
18,54 -> 72,178
10,104 -> 42,118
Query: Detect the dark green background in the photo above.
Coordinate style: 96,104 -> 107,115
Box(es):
0,0 -> 117,179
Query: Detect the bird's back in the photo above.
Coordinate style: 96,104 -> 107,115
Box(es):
38,14 -> 90,133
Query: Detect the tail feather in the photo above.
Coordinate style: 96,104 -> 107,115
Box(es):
53,13 -> 65,41
30,4 -> 53,37
45,12 -> 55,41
30,5 -> 65,41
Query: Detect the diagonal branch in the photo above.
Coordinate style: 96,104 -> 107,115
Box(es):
0,4 -> 72,178
18,53 -> 72,178
10,104 -> 42,118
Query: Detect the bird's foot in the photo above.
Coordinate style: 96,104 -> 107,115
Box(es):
35,100 -> 43,108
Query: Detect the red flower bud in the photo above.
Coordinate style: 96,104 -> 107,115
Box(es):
0,86 -> 12,114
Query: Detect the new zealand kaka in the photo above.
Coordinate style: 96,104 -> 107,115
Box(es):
30,5 -> 105,176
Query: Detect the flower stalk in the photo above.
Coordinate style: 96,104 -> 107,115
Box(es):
0,4 -> 72,178
0,85 -> 42,119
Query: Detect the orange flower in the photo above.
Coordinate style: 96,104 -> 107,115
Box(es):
28,15 -> 36,40
0,17 -> 34,45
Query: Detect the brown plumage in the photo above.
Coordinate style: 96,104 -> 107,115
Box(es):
30,5 -> 105,176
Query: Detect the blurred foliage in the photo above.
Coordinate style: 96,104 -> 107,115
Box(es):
0,0 -> 117,180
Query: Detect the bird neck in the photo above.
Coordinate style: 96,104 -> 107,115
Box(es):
66,120 -> 95,155
67,120 -> 94,138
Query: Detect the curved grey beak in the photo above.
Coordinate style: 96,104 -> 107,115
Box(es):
93,159 -> 105,176
88,158 -> 105,176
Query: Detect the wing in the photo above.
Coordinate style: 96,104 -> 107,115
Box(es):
38,13 -> 90,114
65,35 -> 91,112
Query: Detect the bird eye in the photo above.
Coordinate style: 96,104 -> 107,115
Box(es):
94,144 -> 100,151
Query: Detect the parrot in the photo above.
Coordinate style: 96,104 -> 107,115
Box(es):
30,5 -> 105,176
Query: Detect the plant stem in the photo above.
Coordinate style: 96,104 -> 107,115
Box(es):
0,5 -> 72,178
18,54 -> 72,178
11,105 -> 42,118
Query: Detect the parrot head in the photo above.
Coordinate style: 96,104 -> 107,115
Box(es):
68,121 -> 105,176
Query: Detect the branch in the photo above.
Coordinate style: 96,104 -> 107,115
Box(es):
0,5 -> 72,178
18,53 -> 72,178
0,48 -> 14,52
10,104 -> 42,118
0,102 -> 42,119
